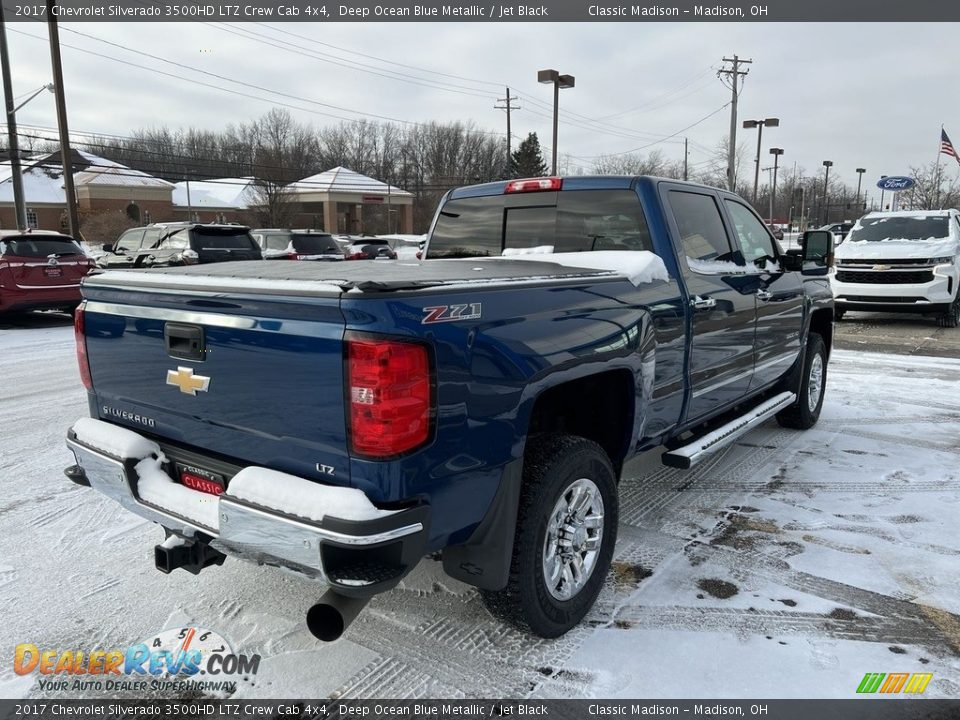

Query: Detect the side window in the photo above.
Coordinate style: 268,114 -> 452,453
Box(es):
160,230 -> 189,250
668,191 -> 740,269
724,200 -> 777,263
115,230 -> 143,251
266,236 -> 290,251
142,228 -> 162,248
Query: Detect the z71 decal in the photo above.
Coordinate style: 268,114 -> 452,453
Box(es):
422,303 -> 482,324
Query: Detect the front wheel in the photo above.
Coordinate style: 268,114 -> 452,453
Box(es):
937,296 -> 960,328
776,333 -> 827,430
480,435 -> 618,638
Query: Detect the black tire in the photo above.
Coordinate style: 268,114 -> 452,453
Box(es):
937,296 -> 960,328
776,333 -> 827,430
480,435 -> 618,638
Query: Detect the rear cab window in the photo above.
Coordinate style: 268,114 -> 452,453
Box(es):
0,235 -> 84,258
428,189 -> 653,258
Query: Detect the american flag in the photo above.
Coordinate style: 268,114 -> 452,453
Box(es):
942,128 -> 960,165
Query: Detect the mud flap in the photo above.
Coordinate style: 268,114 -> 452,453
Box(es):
442,459 -> 522,591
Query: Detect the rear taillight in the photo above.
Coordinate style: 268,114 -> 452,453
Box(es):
74,305 -> 93,390
347,338 -> 432,458
347,252 -> 365,260
505,177 -> 562,193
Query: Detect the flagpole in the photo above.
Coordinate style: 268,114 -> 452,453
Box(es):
934,124 -> 944,209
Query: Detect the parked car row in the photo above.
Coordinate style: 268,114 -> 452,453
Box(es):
95,224 -> 401,269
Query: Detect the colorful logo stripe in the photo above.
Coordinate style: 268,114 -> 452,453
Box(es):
857,672 -> 933,694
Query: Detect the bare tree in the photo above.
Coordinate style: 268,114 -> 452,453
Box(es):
904,160 -> 960,210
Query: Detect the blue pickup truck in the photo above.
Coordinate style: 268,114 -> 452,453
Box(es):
65,176 -> 835,639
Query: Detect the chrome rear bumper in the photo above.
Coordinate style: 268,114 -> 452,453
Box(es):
66,419 -> 428,596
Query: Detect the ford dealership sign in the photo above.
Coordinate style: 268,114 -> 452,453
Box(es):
876,176 -> 916,191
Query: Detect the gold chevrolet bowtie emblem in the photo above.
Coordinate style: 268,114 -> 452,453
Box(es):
872,264 -> 891,271
166,367 -> 210,396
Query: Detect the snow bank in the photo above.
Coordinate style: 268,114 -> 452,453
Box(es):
227,467 -> 398,523
72,417 -> 159,460
501,250 -> 669,286
136,456 -> 220,531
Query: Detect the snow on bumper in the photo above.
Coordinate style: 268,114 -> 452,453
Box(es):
65,418 -> 428,594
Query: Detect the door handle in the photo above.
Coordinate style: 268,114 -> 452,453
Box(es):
690,295 -> 716,311
756,289 -> 773,302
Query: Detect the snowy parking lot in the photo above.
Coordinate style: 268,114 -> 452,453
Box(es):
1,313 -> 959,699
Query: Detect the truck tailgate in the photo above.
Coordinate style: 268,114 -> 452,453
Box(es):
80,284 -> 350,486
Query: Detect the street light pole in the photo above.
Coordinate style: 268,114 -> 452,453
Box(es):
47,0 -> 80,238
742,117 -> 779,205
855,167 -> 866,210
769,148 -> 784,223
538,69 -> 575,176
821,160 -> 833,225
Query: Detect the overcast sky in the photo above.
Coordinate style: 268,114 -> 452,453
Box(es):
6,20 -> 959,198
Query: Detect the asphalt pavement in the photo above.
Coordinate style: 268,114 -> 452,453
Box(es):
834,311 -> 960,358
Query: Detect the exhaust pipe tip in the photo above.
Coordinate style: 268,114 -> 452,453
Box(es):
306,603 -> 347,642
306,590 -> 370,642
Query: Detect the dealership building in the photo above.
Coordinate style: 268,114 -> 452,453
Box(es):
0,150 -> 413,237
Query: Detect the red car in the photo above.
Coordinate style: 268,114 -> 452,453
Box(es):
0,230 -> 97,315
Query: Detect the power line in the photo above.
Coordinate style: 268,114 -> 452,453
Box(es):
5,24 -> 506,136
565,103 -> 731,161
252,22 -> 504,89
206,22 -> 498,100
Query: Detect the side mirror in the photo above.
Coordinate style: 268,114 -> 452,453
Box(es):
102,244 -> 113,253
801,230 -> 834,276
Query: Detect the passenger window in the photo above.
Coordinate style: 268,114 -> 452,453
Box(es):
116,230 -> 143,251
724,200 -> 777,264
142,228 -> 162,248
668,191 -> 741,268
161,230 -> 189,249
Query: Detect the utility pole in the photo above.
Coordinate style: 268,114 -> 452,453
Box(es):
495,87 -> 519,173
0,6 -> 27,230
719,54 -> 751,192
683,137 -> 689,181
46,0 -> 79,238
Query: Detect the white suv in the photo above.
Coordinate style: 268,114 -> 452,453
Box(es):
831,209 -> 960,327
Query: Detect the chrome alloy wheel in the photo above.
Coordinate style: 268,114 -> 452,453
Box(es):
542,478 -> 604,601
807,353 -> 824,413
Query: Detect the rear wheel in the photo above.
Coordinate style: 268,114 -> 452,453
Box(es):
776,333 -> 827,430
480,435 -> 618,638
937,296 -> 960,328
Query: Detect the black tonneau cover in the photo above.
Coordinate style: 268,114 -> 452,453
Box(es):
85,258 -> 620,295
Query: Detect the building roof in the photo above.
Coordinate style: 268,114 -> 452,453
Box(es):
0,149 -> 172,204
289,166 -> 412,197
171,177 -> 257,209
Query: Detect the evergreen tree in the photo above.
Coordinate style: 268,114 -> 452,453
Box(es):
510,132 -> 548,178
